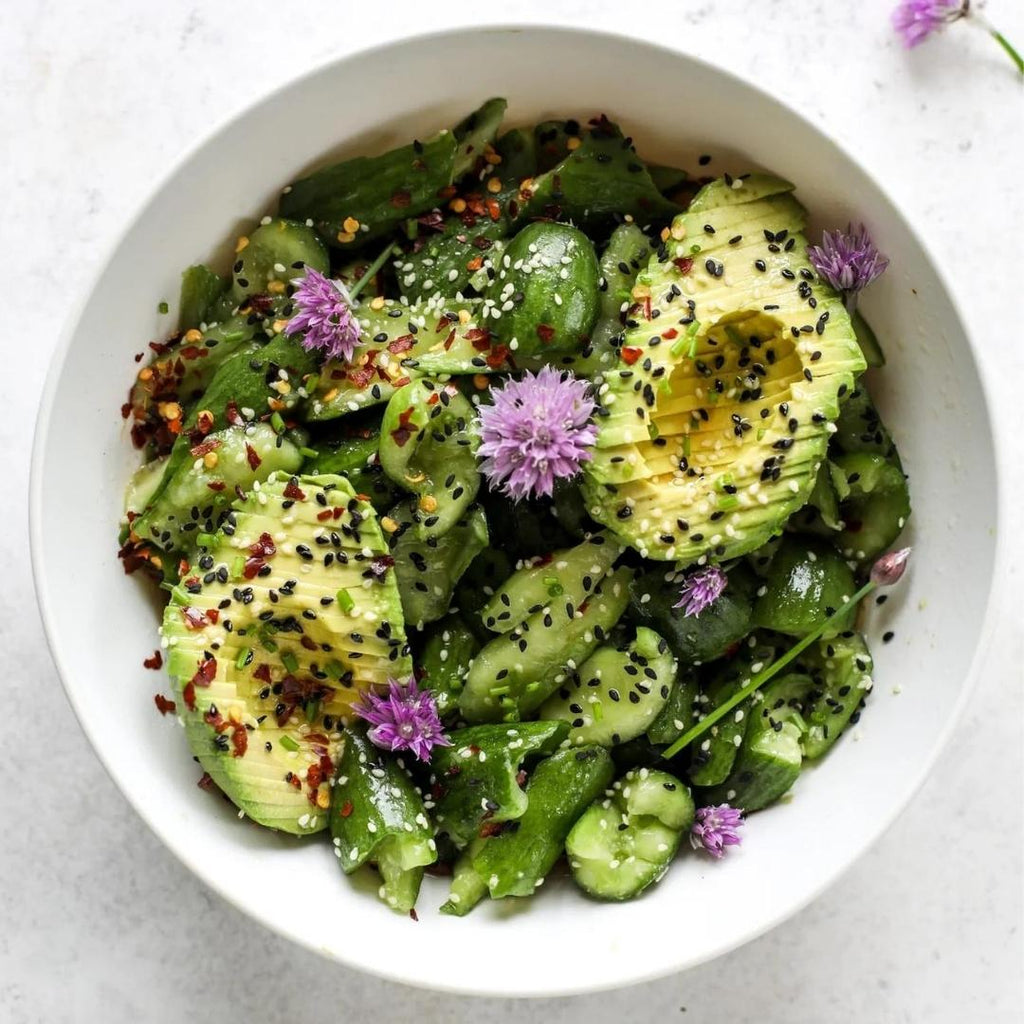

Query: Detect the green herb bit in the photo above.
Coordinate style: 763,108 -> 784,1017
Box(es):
337,588 -> 355,613
281,650 -> 299,674
279,734 -> 300,752
158,301 -> 169,314
235,647 -> 253,670
196,532 -> 218,549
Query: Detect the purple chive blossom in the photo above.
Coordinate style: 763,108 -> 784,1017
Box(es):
476,366 -> 598,501
673,565 -> 727,618
807,224 -> 890,300
691,804 -> 745,859
283,266 -> 361,362
892,0 -> 964,48
352,677 -> 450,762
892,0 -> 1024,73
870,546 -> 912,587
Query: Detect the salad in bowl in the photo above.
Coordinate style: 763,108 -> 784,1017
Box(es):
118,99 -> 911,918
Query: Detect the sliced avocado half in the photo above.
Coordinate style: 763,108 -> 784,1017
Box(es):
582,174 -> 866,563
161,471 -> 411,834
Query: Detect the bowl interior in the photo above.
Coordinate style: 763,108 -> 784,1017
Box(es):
31,26 -> 997,996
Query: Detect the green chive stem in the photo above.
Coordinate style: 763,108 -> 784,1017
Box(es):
348,242 -> 397,301
661,579 -> 876,760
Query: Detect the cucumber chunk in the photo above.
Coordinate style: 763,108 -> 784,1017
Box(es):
539,626 -> 676,747
646,668 -> 699,746
430,721 -> 568,849
440,840 -> 488,916
460,567 -> 634,722
831,452 -> 911,562
178,264 -> 228,332
231,218 -> 328,302
800,632 -> 874,759
471,746 -> 614,899
480,532 -> 622,634
378,379 -> 480,538
417,614 -> 480,719
567,768 -> 694,901
752,537 -> 857,637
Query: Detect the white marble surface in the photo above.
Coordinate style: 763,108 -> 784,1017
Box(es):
3,1 -> 1022,1020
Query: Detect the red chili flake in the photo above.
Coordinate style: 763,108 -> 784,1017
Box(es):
464,327 -> 490,344
245,443 -> 262,470
578,600 -> 590,615
389,407 -> 417,448
153,693 -> 176,715
486,199 -> 501,221
426,392 -> 440,406
247,293 -> 274,315
387,334 -> 416,354
673,257 -> 694,275
643,296 -> 652,321
235,485 -> 248,502
207,481 -> 226,492
316,509 -> 333,522
242,557 -> 264,580
282,479 -> 306,502
182,681 -> 197,711
120,402 -> 132,420
478,820 -> 506,839
438,185 -> 458,200
191,654 -> 217,688
286,773 -> 302,790
225,400 -> 244,427
249,532 -> 277,558
205,608 -> 219,625
253,664 -> 272,683
144,650 -> 163,670
203,706 -> 224,730
392,376 -> 411,388
134,352 -> 145,363
149,339 -> 172,355
409,908 -> 419,922
189,438 -> 221,458
390,189 -> 412,208
332,507 -> 345,520
516,770 -> 528,788
472,235 -> 493,251
465,256 -> 483,272
181,606 -> 208,630
442,328 -> 456,350
417,209 -> 446,232
485,345 -> 510,369
348,365 -> 376,389
231,726 -> 248,758
197,772 -> 216,791
621,347 -> 643,365
662,328 -> 679,340
340,800 -> 354,818
536,324 -> 555,344
180,345 -> 208,361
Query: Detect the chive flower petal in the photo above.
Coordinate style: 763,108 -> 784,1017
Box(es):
690,804 -> 745,858
351,677 -> 450,762
283,266 -> 361,362
807,224 -> 890,299
673,565 -> 727,618
476,366 -> 598,501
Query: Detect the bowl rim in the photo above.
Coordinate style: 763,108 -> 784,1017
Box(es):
29,22 -> 1005,997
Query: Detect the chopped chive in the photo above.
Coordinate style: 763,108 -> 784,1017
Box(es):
270,411 -> 286,434
592,702 -> 604,723
686,319 -> 701,358
489,685 -> 511,697
682,435 -> 691,458
325,660 -> 345,680
299,446 -> 319,459
232,556 -> 245,578
689,244 -> 702,254
647,421 -> 660,441
235,647 -> 252,670
281,650 -> 299,673
158,301 -> 169,314
305,698 -> 321,723
725,325 -> 745,346
718,494 -> 739,510
279,734 -> 300,752
196,532 -> 218,549
336,588 -> 355,613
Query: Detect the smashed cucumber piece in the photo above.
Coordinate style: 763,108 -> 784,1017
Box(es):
378,379 -> 480,538
627,564 -> 756,666
688,640 -> 777,788
452,97 -> 507,179
831,452 -> 911,562
178,264 -> 228,332
279,118 -> 458,247
453,547 -> 514,644
752,537 -> 857,637
703,673 -> 812,812
231,218 -> 328,302
124,456 -> 168,519
851,309 -> 885,368
132,422 -> 304,556
329,729 -> 435,914
646,667 -> 699,747
388,502 -> 488,628
832,386 -> 899,461
539,626 -> 677,747
429,721 -> 568,849
471,746 -> 614,899
800,632 -> 874,759
460,566 -> 635,722
480,531 -> 622,633
567,768 -> 694,901
300,430 -> 399,513
417,614 -> 480,719
515,118 -> 680,229
440,839 -> 489,916
485,222 -> 601,358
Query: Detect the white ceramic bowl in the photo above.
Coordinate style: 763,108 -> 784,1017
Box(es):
31,26 -> 1000,997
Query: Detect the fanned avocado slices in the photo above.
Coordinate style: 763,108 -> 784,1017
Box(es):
582,174 -> 866,563
161,472 -> 412,834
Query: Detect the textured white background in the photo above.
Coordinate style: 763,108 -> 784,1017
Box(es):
3,1 -> 1022,1021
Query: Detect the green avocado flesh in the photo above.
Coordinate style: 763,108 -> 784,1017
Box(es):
582,176 -> 866,563
161,472 -> 411,834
